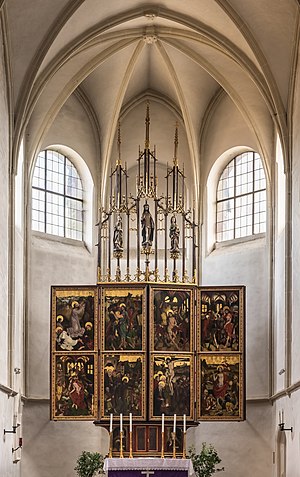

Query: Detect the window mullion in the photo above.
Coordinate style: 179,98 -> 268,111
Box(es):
32,149 -> 84,241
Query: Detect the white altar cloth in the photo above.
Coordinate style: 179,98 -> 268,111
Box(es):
104,457 -> 195,476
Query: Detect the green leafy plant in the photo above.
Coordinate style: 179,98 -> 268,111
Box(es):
188,443 -> 224,477
74,451 -> 105,477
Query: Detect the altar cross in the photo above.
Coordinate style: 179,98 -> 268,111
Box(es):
141,471 -> 154,477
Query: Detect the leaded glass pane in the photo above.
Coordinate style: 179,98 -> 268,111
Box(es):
216,152 -> 266,242
32,150 -> 83,240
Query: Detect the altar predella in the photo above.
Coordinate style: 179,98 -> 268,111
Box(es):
51,103 -> 245,456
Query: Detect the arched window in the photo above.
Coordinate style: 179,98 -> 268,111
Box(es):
216,151 -> 266,242
32,149 -> 83,240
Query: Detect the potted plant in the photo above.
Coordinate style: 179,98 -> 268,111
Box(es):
74,451 -> 105,477
188,443 -> 224,477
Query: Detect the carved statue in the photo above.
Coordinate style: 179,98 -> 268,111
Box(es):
141,203 -> 154,247
169,215 -> 180,253
113,215 -> 123,252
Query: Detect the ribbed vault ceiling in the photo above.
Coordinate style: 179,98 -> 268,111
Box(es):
4,0 -> 299,185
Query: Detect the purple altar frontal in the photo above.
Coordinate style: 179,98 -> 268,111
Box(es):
107,471 -> 187,477
104,458 -> 194,477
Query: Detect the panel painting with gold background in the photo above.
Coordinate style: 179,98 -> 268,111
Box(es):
199,354 -> 244,420
52,286 -> 98,352
150,354 -> 193,420
51,286 -> 98,420
101,353 -> 146,420
150,287 -> 194,352
198,286 -> 245,353
51,353 -> 98,420
100,286 -> 146,351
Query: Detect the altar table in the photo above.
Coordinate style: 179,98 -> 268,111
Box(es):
104,457 -> 195,477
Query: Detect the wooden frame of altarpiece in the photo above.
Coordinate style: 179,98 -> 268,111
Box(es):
51,283 -> 245,433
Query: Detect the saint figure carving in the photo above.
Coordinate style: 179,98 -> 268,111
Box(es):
113,215 -> 123,252
169,215 -> 180,253
141,203 -> 154,247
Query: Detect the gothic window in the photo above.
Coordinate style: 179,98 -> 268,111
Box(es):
216,151 -> 266,242
32,149 -> 83,240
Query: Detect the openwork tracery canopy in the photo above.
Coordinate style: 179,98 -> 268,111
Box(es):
97,102 -> 198,285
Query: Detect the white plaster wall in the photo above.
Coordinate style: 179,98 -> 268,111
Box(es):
189,402 -> 273,477
200,94 -> 272,475
22,402 -> 109,477
1,392 -> 22,477
23,93 -> 98,473
0,19 -> 21,477
273,230 -> 286,393
274,392 -> 300,477
40,95 -> 99,188
201,95 -> 270,400
202,240 -> 269,399
0,18 -> 10,388
27,235 -> 97,398
291,46 -> 300,385
200,94 -> 262,184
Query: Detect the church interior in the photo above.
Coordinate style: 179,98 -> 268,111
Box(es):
1,1 -> 300,476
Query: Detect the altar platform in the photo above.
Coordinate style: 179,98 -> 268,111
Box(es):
104,457 -> 195,477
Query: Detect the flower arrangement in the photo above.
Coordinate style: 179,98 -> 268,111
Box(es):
74,451 -> 105,477
188,443 -> 224,477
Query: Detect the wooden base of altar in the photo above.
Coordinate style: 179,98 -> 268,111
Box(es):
104,458 -> 194,477
94,423 -> 192,457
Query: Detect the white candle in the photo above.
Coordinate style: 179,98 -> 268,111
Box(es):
120,413 -> 123,432
282,410 -> 284,424
279,411 -> 281,424
173,413 -> 176,433
162,413 -> 165,433
110,413 -> 113,433
129,412 -> 132,433
183,414 -> 186,433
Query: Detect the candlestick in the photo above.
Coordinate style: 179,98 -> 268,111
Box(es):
161,430 -> 165,458
129,412 -> 133,458
110,413 -> 113,433
173,413 -> 176,433
182,431 -> 187,459
172,432 -> 176,459
161,413 -> 165,459
108,431 -> 113,458
120,430 -> 124,458
129,412 -> 132,433
182,415 -> 186,460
